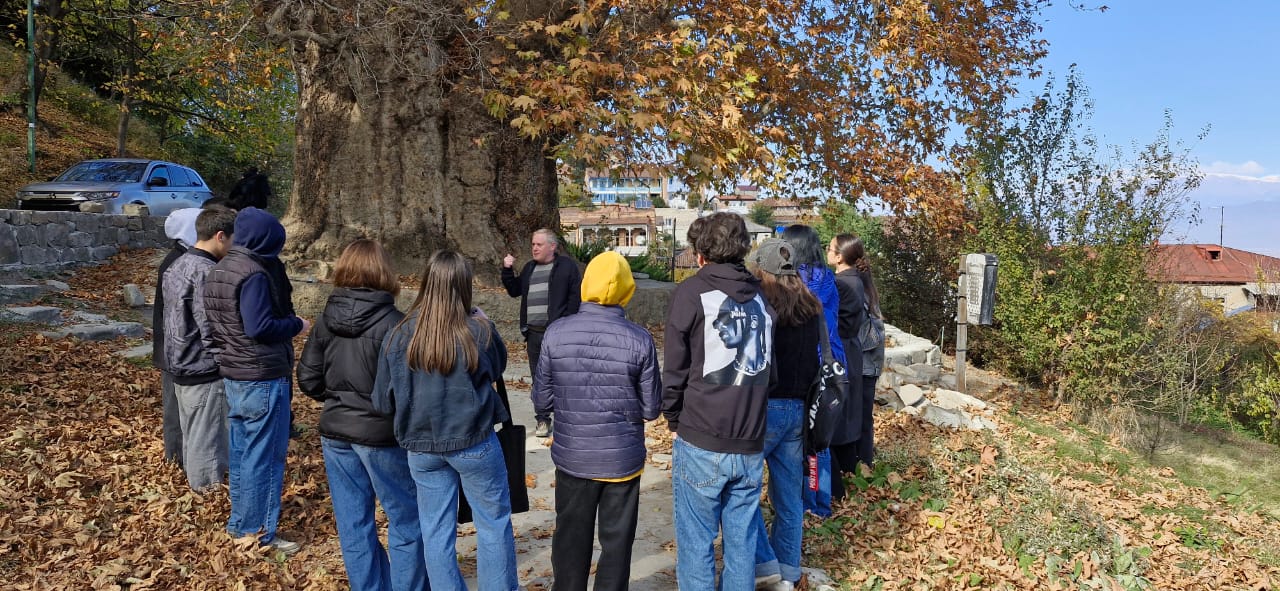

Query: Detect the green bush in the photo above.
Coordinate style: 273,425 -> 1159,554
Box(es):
560,236 -> 613,264
963,73 -> 1200,408
626,253 -> 671,282
1228,351 -> 1280,443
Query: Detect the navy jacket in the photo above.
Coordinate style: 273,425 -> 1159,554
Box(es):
533,303 -> 662,479
372,317 -> 508,453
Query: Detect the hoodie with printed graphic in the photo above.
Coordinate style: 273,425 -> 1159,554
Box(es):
662,262 -> 777,454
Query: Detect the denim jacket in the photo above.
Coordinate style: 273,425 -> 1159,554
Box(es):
372,317 -> 509,453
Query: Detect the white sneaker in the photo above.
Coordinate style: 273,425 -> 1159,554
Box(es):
266,536 -> 301,556
768,581 -> 796,591
755,573 -> 782,589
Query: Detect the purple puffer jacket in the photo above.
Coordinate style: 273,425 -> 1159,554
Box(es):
533,302 -> 662,479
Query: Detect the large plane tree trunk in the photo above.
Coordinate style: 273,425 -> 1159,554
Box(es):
270,2 -> 561,280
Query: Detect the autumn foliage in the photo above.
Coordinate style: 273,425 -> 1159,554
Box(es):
479,0 -> 1047,223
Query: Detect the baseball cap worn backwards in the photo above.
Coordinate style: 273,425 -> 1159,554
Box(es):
746,238 -> 796,276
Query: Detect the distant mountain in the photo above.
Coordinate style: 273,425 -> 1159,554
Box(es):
1166,174 -> 1280,257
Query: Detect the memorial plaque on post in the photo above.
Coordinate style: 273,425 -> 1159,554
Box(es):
964,253 -> 997,325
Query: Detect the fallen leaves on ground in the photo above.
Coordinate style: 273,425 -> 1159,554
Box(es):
3,250 -> 1279,590
806,412 -> 1280,590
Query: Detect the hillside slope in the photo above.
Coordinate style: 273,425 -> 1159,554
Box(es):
1,45 -> 166,209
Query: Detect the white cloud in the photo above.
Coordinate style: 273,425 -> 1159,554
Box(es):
1202,160 -> 1268,176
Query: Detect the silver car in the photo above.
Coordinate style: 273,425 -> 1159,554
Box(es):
16,158 -> 214,216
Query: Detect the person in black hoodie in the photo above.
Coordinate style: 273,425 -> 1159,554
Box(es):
663,212 -> 777,591
202,207 -> 309,555
227,166 -> 273,211
154,208 -> 201,468
297,239 -> 426,591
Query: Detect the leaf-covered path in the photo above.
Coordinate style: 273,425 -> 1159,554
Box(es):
1,250 -> 1278,590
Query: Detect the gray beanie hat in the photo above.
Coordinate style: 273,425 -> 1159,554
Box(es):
746,237 -> 797,276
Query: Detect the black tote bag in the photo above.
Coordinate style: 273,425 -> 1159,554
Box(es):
458,379 -> 530,524
804,312 -> 849,454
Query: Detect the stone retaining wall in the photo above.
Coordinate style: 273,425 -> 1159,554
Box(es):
0,209 -> 168,267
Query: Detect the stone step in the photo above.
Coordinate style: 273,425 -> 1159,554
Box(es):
1,305 -> 64,325
0,284 -> 47,304
117,344 -> 153,360
41,322 -> 145,341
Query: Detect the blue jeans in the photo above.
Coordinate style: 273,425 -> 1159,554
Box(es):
407,432 -> 518,591
671,436 -> 763,591
753,399 -> 805,584
801,448 -> 832,517
224,377 -> 291,543
323,438 -> 428,591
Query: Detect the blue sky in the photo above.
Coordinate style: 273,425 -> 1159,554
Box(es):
1035,1 -> 1280,255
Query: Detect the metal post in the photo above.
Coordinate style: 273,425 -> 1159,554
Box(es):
27,0 -> 37,173
1218,206 -> 1224,247
669,217 -> 677,277
955,256 -> 968,393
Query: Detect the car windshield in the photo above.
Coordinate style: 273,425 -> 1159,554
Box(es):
55,162 -> 148,183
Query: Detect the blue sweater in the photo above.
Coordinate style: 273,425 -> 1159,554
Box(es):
799,264 -> 847,365
372,317 -> 509,453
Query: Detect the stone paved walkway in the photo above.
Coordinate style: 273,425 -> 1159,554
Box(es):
457,360 -> 679,591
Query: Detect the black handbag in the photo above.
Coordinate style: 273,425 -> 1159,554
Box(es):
458,379 -> 530,524
804,312 -> 848,454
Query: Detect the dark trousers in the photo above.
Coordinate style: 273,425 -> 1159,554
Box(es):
857,375 -> 878,465
526,329 -> 549,422
161,371 -> 183,468
830,376 -> 876,502
552,470 -> 640,591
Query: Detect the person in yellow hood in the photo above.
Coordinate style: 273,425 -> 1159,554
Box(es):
533,250 -> 661,591
580,250 -> 636,307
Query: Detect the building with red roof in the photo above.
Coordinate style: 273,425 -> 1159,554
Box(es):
1150,244 -> 1280,313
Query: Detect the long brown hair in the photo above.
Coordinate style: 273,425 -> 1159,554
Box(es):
754,272 -> 822,328
833,233 -> 881,318
401,250 -> 483,373
332,239 -> 400,296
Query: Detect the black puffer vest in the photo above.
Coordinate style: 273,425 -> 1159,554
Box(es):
202,246 -> 294,380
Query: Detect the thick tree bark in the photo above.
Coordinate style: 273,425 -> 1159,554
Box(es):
277,4 -> 560,281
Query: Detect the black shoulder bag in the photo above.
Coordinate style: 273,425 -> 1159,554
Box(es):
804,312 -> 849,454
458,379 -> 530,523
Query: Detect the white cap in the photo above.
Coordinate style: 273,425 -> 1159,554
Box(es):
164,208 -> 201,248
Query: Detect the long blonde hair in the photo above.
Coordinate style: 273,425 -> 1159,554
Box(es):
401,250 -> 482,373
